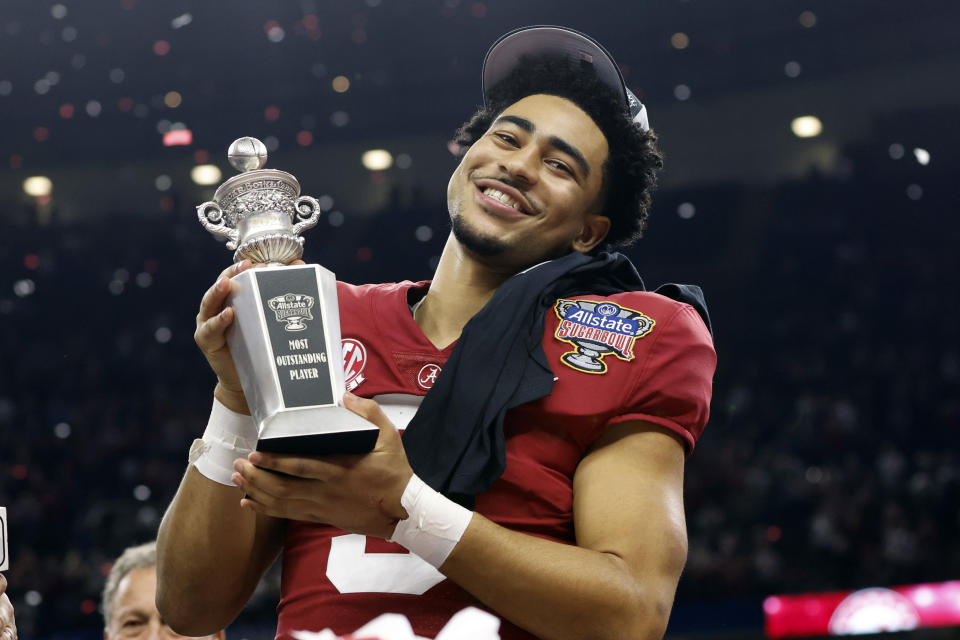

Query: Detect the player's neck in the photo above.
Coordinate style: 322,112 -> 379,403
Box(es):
415,234 -> 513,349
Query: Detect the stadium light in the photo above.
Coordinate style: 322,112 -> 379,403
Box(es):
163,129 -> 193,146
191,164 -> 222,185
362,149 -> 393,171
332,75 -> 350,93
23,176 -> 53,197
791,116 -> 822,138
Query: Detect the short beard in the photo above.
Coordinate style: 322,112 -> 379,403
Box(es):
450,213 -> 508,257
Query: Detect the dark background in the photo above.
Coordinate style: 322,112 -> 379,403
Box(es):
1,1 -> 958,638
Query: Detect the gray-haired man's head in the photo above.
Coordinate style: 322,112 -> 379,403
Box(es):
101,541 -> 223,640
102,542 -> 157,631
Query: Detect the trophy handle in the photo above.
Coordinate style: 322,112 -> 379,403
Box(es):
197,201 -> 240,250
291,196 -> 321,236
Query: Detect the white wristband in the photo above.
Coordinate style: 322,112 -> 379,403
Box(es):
189,397 -> 259,486
389,474 -> 473,568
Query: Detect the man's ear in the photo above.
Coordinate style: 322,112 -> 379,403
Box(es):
572,214 -> 612,253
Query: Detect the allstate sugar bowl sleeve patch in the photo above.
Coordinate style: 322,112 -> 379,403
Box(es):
553,299 -> 655,374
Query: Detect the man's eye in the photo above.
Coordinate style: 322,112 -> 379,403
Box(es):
495,132 -> 517,145
547,159 -> 573,175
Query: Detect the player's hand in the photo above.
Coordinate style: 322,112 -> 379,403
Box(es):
231,392 -> 413,539
0,575 -> 17,640
194,259 -> 306,414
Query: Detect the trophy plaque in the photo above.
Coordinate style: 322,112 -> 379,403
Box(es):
197,137 -> 378,455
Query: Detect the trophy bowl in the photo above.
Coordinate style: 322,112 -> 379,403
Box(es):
196,137 -> 321,266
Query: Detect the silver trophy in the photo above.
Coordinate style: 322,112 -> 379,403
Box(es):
197,137 -> 378,454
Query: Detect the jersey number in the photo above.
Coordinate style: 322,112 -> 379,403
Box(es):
325,533 -> 445,595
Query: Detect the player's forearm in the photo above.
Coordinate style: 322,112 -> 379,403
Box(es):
441,514 -> 673,640
156,466 -> 279,635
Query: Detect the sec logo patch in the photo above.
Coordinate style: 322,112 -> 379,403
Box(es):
417,363 -> 441,390
342,338 -> 367,391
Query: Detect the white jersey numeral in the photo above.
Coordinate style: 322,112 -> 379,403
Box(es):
325,533 -> 445,595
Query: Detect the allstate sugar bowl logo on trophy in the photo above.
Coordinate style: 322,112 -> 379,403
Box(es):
554,299 -> 655,374
268,293 -> 315,331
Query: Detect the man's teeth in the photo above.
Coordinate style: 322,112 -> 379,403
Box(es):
483,187 -> 522,211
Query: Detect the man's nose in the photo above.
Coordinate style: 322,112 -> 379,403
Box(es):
500,145 -> 539,185
143,620 -> 179,640
142,622 -> 165,640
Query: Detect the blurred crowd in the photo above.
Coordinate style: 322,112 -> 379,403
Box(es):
1,119 -> 958,637
676,123 -> 960,601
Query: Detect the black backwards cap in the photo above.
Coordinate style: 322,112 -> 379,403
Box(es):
482,25 -> 650,131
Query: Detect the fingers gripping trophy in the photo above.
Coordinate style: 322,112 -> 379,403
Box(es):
197,137 -> 378,454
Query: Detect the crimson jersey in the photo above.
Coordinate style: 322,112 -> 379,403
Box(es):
276,280 -> 715,639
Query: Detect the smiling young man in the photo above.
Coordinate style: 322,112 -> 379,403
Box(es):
157,26 -> 715,640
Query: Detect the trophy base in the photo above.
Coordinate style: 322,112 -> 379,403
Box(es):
563,353 -> 605,372
256,404 -> 380,456
257,429 -> 379,456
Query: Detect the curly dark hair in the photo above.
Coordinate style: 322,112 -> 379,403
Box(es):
453,55 -> 664,248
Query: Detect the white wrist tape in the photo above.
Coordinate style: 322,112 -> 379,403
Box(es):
389,474 -> 473,568
189,397 -> 258,486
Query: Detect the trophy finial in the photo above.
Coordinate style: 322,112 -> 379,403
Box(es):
228,137 -> 268,172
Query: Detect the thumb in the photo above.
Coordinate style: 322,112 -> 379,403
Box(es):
343,391 -> 395,433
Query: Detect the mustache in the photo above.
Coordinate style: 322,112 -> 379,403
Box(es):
482,174 -> 525,191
